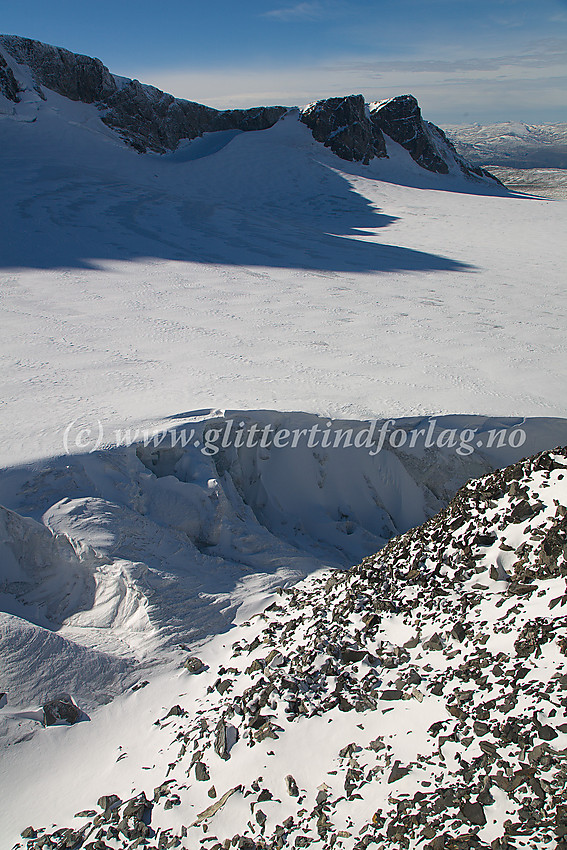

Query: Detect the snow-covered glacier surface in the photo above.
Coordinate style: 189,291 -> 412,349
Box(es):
1,82 -> 567,474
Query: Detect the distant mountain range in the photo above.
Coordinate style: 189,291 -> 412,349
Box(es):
446,121 -> 567,170
0,34 -> 498,184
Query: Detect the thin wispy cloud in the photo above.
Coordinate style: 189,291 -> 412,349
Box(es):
263,2 -> 327,21
140,60 -> 566,124
336,40 -> 567,76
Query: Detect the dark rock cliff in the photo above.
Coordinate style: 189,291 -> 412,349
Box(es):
0,50 -> 20,102
370,95 -> 498,180
299,94 -> 386,164
369,94 -> 449,173
1,35 -> 115,103
299,91 -> 500,181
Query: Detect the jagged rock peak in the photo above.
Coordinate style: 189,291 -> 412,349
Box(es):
370,94 -> 499,181
0,34 -> 501,181
299,94 -> 386,164
369,94 -> 450,174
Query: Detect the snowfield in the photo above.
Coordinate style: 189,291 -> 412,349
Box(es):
1,43 -> 567,850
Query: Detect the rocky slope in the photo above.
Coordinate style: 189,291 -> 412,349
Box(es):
0,35 -> 498,182
11,446 -> 567,850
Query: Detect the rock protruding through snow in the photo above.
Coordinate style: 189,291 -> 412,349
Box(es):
298,92 -> 501,182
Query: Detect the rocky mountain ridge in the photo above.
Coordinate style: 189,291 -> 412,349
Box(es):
11,446 -> 567,849
0,35 -> 287,154
0,35 -> 498,182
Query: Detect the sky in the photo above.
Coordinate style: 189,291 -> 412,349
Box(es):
2,0 -> 567,125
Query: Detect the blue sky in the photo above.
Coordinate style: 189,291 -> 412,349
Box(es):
2,0 -> 566,124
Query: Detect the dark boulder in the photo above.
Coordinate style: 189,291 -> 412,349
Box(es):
184,656 -> 205,673
388,760 -> 411,783
97,794 -> 122,812
20,827 -> 37,839
451,622 -> 467,642
42,693 -> 81,726
214,718 -> 228,759
285,774 -> 299,796
340,646 -> 367,664
195,761 -> 210,780
459,800 -> 486,826
123,791 -> 151,821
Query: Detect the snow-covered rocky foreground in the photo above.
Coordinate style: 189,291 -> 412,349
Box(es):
3,447 -> 567,849
1,36 -> 567,850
